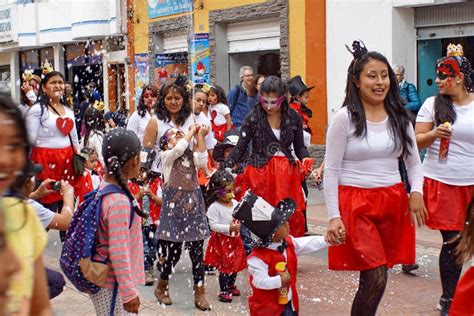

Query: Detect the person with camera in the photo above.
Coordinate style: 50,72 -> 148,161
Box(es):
5,161 -> 75,300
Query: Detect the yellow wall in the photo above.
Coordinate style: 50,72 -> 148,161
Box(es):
132,0 -> 150,54
288,0 -> 306,79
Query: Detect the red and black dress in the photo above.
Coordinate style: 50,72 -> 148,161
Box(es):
228,108 -> 309,237
26,103 -> 87,205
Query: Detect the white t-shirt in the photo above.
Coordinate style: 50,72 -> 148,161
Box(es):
206,200 -> 238,236
324,107 -> 423,219
210,103 -> 230,126
416,97 -> 474,186
126,111 -> 152,146
28,199 -> 54,229
26,103 -> 79,149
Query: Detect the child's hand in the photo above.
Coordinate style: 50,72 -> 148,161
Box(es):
278,270 -> 291,286
230,221 -> 241,233
188,123 -> 198,135
198,124 -> 210,137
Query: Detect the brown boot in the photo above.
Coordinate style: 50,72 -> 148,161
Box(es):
154,278 -> 172,305
194,284 -> 211,311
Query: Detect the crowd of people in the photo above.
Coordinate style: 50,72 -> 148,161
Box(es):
0,40 -> 472,316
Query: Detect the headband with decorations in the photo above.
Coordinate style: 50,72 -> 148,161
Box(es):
436,43 -> 473,91
93,100 -> 105,112
345,40 -> 369,75
41,60 -> 54,75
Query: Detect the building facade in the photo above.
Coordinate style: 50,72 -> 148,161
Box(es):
0,0 -> 131,112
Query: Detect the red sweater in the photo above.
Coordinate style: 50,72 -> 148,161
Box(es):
248,236 -> 299,315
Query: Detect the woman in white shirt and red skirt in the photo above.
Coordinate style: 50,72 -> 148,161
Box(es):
415,44 -> 474,315
324,41 -> 426,315
26,71 -> 86,217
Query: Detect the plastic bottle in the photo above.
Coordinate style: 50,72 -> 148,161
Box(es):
438,122 -> 452,164
142,183 -> 151,225
275,262 -> 289,305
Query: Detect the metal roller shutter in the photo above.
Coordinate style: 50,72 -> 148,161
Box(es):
227,18 -> 280,53
163,33 -> 188,53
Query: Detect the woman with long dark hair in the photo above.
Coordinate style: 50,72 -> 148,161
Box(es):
324,41 -> 425,315
415,43 -> 474,315
227,76 -> 311,237
127,84 -> 158,145
25,71 -> 87,212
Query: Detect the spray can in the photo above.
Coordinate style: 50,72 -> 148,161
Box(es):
275,262 -> 289,305
438,122 -> 452,164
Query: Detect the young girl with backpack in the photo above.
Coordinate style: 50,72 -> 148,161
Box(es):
204,169 -> 246,303
153,123 -> 212,311
89,128 -> 147,314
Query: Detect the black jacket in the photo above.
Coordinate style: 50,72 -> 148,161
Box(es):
227,107 -> 309,168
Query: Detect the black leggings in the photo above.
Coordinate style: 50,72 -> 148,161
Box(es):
439,230 -> 462,300
351,265 -> 388,316
219,272 -> 237,292
160,240 -> 205,285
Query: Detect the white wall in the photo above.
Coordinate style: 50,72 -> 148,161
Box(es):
391,7 -> 417,84
326,0 -> 393,121
326,0 -> 418,122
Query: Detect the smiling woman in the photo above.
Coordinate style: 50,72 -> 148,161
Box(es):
324,41 -> 425,315
25,71 -> 88,218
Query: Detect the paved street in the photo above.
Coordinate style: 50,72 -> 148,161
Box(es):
45,188 -> 468,315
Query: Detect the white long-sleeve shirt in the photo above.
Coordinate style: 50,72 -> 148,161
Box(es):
324,107 -> 423,220
247,236 -> 327,307
126,111 -> 152,146
160,138 -> 208,184
207,200 -> 238,236
26,103 -> 79,149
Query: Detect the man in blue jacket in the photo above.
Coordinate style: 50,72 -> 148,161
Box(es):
393,64 -> 421,115
227,65 -> 258,128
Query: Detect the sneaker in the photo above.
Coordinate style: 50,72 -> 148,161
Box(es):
229,285 -> 241,296
145,268 -> 154,286
204,265 -> 217,275
401,264 -> 419,274
218,291 -> 232,303
437,297 -> 451,315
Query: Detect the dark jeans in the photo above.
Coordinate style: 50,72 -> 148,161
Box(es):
281,301 -> 296,316
142,224 -> 157,271
43,201 -> 66,242
46,268 -> 65,299
160,240 -> 205,285
240,225 -> 253,256
219,272 -> 237,292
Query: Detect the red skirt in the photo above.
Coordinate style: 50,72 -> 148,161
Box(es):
204,232 -> 247,273
329,183 -> 415,271
211,122 -> 233,142
423,178 -> 474,231
451,266 -> 474,315
31,147 -> 88,204
241,156 -> 306,237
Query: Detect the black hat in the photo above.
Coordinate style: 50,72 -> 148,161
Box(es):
233,190 -> 296,247
102,128 -> 141,169
25,161 -> 43,177
287,75 -> 314,97
212,129 -> 240,161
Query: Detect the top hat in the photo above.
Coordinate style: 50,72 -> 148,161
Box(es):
233,190 -> 296,247
287,75 -> 314,97
212,129 -> 240,161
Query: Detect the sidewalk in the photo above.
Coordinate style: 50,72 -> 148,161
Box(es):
46,187 -> 461,315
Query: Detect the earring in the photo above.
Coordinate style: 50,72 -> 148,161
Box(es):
456,81 -> 460,84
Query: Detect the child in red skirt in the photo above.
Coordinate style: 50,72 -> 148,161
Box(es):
207,85 -> 233,142
233,191 -> 329,316
324,41 -> 425,315
204,169 -> 246,302
415,43 -> 474,314
451,197 -> 474,315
